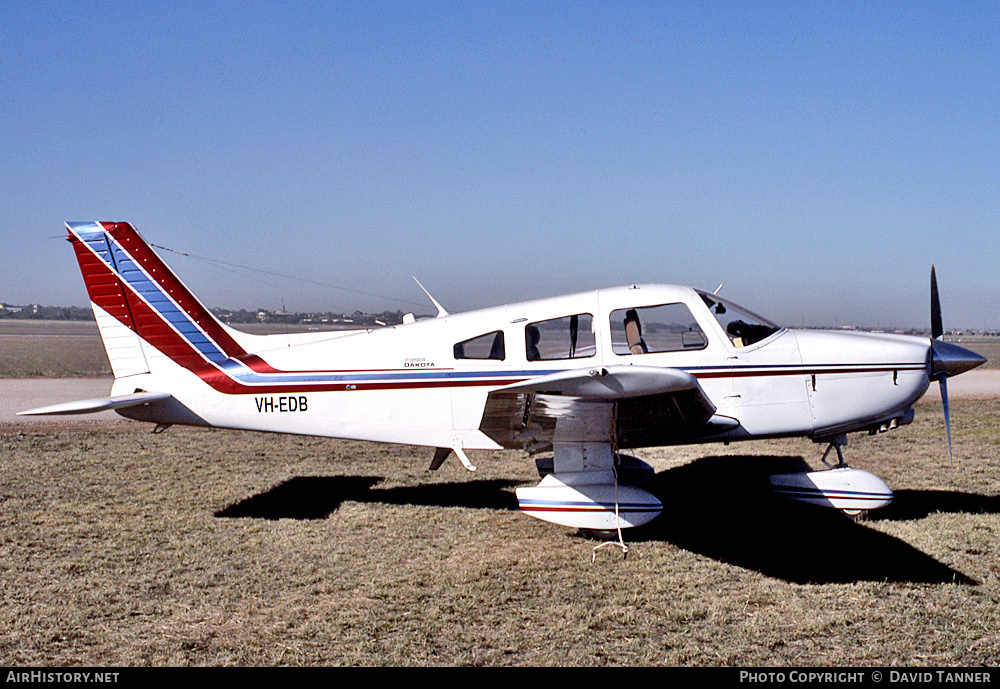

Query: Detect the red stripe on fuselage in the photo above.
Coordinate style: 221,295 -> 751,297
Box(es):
520,506 -> 659,513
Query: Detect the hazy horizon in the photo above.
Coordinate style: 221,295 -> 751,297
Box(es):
4,3 -> 998,331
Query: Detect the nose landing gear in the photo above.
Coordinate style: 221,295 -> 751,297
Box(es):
819,434 -> 848,469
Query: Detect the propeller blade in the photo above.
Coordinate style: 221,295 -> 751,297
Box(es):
939,377 -> 953,462
930,265 -> 943,339
927,266 -> 986,460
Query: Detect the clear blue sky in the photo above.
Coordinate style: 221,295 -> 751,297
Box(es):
2,1 -> 997,329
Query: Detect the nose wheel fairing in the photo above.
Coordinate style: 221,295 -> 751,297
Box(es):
770,437 -> 893,512
770,467 -> 893,512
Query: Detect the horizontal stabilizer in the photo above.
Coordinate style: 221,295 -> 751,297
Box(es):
18,392 -> 173,417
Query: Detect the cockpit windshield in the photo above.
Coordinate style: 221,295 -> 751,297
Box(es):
697,291 -> 782,348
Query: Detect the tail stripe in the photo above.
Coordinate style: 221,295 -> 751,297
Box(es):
68,223 -> 151,377
69,223 -> 240,368
67,222 -> 541,394
107,224 -> 248,359
72,231 -> 134,327
113,249 -> 226,363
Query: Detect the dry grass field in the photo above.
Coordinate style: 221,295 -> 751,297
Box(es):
2,322 -> 999,666
0,321 -> 112,378
2,404 -> 999,666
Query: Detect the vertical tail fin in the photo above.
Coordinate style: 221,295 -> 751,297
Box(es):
69,222 -> 150,377
67,222 -> 249,379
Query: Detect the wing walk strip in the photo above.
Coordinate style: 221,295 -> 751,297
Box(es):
68,223 -> 928,396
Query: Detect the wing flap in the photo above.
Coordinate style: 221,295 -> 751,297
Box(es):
481,366 -> 729,450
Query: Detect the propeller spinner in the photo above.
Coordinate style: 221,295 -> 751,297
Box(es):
928,266 -> 987,459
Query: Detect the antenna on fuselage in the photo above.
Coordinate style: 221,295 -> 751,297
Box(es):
413,277 -> 449,318
714,284 -> 723,295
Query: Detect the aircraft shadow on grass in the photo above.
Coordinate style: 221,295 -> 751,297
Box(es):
632,455 -> 983,586
877,489 -> 1000,522
215,476 -> 521,521
216,454 -> 990,586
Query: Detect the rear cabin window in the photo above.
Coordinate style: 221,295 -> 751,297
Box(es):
454,331 -> 506,360
610,304 -> 708,355
525,314 -> 596,361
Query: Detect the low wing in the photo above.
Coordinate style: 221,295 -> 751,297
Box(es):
480,365 -> 736,451
18,392 -> 173,417
495,365 -> 700,399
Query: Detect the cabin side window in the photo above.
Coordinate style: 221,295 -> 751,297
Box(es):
525,314 -> 596,361
454,330 -> 506,360
610,304 -> 708,355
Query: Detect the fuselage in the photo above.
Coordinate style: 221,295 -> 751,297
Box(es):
114,283 -> 936,451
41,221 -> 984,528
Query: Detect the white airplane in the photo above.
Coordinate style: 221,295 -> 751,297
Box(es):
22,222 -> 986,532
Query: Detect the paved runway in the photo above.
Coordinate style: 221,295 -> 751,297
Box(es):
1,378 -> 121,426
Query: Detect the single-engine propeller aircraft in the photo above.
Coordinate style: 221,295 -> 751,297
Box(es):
22,222 -> 987,531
